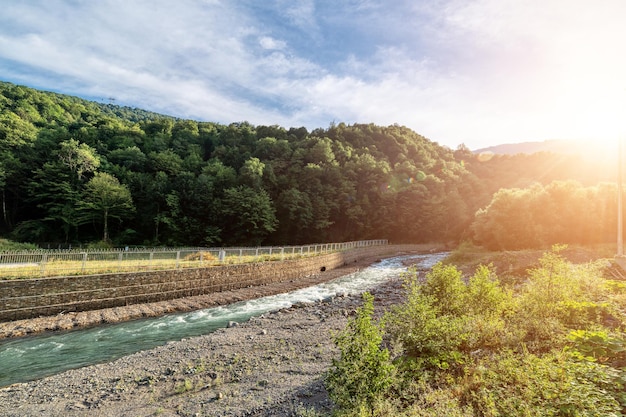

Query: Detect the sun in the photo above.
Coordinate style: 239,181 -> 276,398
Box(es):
555,86 -> 626,154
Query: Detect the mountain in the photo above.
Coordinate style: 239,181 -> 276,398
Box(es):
0,80 -> 482,246
474,140 -> 582,155
474,139 -> 616,157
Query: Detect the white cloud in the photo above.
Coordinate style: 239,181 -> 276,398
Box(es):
259,36 -> 287,51
2,0 -> 626,149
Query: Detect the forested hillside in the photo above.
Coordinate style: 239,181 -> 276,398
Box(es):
0,81 -> 619,248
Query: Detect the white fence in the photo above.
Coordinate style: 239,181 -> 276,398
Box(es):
0,240 -> 388,279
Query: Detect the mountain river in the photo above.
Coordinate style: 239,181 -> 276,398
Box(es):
0,252 -> 447,387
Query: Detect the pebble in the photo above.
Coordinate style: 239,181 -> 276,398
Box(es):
0,258 -> 411,417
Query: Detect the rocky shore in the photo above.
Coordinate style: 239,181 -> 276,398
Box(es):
0,253 -> 422,417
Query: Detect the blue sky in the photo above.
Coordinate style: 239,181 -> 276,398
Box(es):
1,0 -> 625,150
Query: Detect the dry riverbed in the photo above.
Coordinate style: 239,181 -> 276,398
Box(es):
0,252 -> 424,417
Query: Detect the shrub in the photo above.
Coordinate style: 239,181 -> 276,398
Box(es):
420,262 -> 466,316
557,300 -> 616,329
86,240 -> 114,249
566,329 -> 626,367
386,290 -> 469,370
460,350 -> 623,417
385,265 -> 470,370
464,264 -> 511,317
326,292 -> 396,411
330,249 -> 625,416
0,238 -> 38,251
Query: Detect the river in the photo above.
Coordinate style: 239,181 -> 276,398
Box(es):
0,252 -> 447,387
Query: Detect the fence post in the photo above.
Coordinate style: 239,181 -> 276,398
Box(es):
81,252 -> 87,274
176,251 -> 180,269
281,247 -> 285,261
239,249 -> 243,263
40,253 -> 47,276
118,252 -> 123,272
219,250 -> 226,263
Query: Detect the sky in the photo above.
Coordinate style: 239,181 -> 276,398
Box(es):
1,0 -> 626,150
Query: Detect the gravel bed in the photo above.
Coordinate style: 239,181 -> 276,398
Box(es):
0,256 -> 421,417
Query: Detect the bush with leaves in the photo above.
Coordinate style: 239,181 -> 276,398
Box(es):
513,246 -> 624,351
328,248 -> 626,416
385,262 -> 512,370
461,350 -> 624,416
325,292 -> 396,412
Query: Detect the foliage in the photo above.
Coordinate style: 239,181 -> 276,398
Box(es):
0,238 -> 37,251
79,172 -> 135,242
566,329 -> 626,367
0,80 -> 621,248
472,181 -> 617,250
0,82 -> 485,246
326,292 -> 396,411
328,249 -> 626,416
460,350 -> 624,416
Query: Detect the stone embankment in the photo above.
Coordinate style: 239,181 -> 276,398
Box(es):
0,244 -> 437,339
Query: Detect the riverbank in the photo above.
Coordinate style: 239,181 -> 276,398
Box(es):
0,251 -> 396,340
0,251 -> 434,416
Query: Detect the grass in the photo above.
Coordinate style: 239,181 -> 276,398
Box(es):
174,378 -> 194,394
0,250 -> 319,280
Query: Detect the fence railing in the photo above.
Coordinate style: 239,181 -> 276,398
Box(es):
0,240 -> 388,279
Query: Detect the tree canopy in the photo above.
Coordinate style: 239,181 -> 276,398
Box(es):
0,81 -> 618,248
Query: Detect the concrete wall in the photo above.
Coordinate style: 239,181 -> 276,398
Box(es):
0,244 -> 429,321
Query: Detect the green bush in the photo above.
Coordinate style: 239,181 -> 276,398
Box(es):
385,264 -> 470,370
0,238 -> 37,251
557,300 -> 615,329
460,350 -> 623,417
326,292 -> 396,412
329,249 -> 626,416
566,329 -> 626,366
420,262 -> 466,316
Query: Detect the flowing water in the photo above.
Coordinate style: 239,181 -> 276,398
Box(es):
0,252 -> 447,387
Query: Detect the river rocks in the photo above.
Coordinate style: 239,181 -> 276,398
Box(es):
0,253 -> 421,417
0,254 -> 388,341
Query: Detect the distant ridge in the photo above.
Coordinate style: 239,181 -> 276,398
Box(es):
474,139 -> 612,156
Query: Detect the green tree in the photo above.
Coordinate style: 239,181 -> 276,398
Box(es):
57,139 -> 100,181
79,172 -> 134,242
239,157 -> 265,189
27,161 -> 80,243
274,188 -> 314,243
220,186 -> 277,245
0,112 -> 37,147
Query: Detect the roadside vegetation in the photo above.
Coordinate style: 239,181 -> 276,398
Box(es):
0,238 -> 37,251
326,245 -> 626,416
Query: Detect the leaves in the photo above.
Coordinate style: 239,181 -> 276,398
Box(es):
326,292 -> 396,410
78,172 -> 134,242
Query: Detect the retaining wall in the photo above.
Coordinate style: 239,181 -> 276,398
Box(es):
0,244 -> 431,322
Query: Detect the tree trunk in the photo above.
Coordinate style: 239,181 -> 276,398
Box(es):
103,208 -> 109,242
1,189 -> 6,227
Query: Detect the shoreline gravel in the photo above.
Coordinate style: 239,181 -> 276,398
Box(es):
0,251 -> 427,417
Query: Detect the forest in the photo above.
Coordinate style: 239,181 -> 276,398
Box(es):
0,81 -> 620,249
